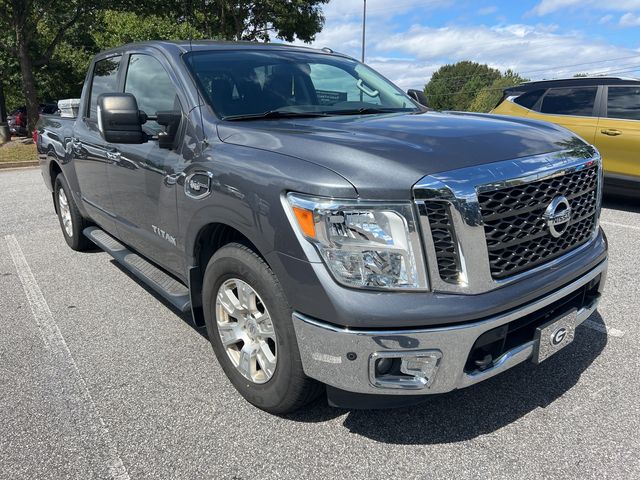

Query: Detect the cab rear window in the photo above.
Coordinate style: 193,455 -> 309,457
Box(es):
514,89 -> 545,110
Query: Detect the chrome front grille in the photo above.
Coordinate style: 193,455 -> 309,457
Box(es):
478,165 -> 599,279
413,147 -> 602,294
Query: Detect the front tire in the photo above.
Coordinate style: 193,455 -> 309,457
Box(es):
203,243 -> 323,414
54,175 -> 92,251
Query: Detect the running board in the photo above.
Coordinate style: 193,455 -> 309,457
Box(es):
84,227 -> 191,312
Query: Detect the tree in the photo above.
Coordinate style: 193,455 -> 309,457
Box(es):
469,70 -> 528,113
0,0 -> 104,130
171,0 -> 329,42
91,10 -> 206,51
0,0 -> 329,131
423,61 -> 502,111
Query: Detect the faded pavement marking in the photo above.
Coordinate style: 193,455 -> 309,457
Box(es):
4,234 -> 130,480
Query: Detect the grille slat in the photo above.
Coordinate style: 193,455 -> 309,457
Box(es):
424,201 -> 461,284
478,165 -> 598,280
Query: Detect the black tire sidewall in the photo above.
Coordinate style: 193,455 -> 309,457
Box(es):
54,175 -> 88,251
203,244 -> 306,412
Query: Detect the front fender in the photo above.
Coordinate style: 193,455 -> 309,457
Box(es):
178,142 -> 357,268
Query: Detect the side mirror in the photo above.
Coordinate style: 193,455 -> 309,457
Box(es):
407,89 -> 429,108
97,93 -> 147,144
156,110 -> 182,149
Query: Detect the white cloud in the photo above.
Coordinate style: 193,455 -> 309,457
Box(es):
619,12 -> 640,26
377,24 -> 640,86
599,14 -> 614,24
291,3 -> 640,91
367,57 -> 439,90
532,0 -> 640,16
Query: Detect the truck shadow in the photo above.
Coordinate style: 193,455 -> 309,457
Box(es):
108,259 -> 209,339
287,312 -> 608,445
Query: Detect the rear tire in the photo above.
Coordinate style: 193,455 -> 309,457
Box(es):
203,243 -> 323,414
54,175 -> 93,251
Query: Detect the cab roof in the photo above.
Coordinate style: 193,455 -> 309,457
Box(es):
97,40 -> 349,60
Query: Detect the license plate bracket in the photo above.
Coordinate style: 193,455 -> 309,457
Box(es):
532,309 -> 579,365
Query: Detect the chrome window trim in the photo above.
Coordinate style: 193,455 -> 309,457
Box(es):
413,145 -> 602,294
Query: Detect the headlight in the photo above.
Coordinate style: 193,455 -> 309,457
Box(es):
286,193 -> 428,290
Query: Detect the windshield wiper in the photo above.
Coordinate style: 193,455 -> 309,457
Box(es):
223,110 -> 330,121
330,107 -> 412,116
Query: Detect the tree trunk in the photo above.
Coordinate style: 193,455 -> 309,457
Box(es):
0,81 -> 7,123
15,27 -> 39,133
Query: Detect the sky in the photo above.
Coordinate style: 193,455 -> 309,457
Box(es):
295,0 -> 640,91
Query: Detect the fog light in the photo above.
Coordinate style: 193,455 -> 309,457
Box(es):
400,355 -> 440,379
369,351 -> 442,390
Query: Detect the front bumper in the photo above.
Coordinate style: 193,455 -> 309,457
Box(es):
292,259 -> 607,395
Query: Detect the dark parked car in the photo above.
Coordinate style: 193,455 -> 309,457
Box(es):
36,41 -> 607,413
8,103 -> 58,136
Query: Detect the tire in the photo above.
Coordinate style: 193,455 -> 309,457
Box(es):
54,175 -> 93,251
203,243 -> 323,414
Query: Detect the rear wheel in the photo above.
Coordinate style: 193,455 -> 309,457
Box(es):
203,243 -> 323,414
54,175 -> 93,251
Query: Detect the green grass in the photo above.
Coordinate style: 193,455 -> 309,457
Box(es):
0,142 -> 37,164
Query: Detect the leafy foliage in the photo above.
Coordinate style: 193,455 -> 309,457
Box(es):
0,0 -> 329,127
424,61 -> 502,111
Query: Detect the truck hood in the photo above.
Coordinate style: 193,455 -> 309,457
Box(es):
216,111 -> 587,199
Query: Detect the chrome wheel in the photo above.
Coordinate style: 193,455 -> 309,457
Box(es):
215,278 -> 277,384
58,187 -> 73,237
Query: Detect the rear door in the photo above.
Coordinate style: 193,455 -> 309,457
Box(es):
105,51 -> 187,275
72,54 -> 123,234
595,85 -> 640,180
527,86 -> 600,144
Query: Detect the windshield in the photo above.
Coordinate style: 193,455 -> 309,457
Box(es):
183,49 -> 419,119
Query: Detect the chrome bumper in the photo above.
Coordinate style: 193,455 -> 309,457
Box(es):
292,260 -> 607,396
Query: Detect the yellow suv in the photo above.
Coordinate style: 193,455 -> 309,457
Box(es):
492,77 -> 639,195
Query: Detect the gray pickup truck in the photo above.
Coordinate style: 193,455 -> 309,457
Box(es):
36,41 -> 607,413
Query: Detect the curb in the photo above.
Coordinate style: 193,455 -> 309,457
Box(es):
0,161 -> 39,170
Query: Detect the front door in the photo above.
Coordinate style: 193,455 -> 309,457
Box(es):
595,86 -> 640,181
106,53 -> 187,276
73,55 -> 123,234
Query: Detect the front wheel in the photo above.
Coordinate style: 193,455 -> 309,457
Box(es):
54,175 -> 93,251
202,243 -> 323,414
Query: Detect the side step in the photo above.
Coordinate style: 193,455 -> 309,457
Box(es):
84,227 -> 191,312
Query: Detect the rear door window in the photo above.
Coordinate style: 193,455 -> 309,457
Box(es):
606,86 -> 640,121
540,87 -> 597,116
88,56 -> 122,118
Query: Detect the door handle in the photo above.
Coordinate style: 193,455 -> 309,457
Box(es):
601,129 -> 622,136
69,137 -> 82,153
164,172 -> 185,186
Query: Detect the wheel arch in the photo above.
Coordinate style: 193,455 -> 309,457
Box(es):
188,222 -> 270,327
49,157 -> 63,214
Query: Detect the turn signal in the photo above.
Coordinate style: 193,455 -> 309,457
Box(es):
292,207 -> 316,239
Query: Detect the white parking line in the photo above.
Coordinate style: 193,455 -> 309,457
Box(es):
582,319 -> 625,338
601,221 -> 640,232
4,235 -> 130,480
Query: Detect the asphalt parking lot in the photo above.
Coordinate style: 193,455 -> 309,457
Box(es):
1,167 -> 639,480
